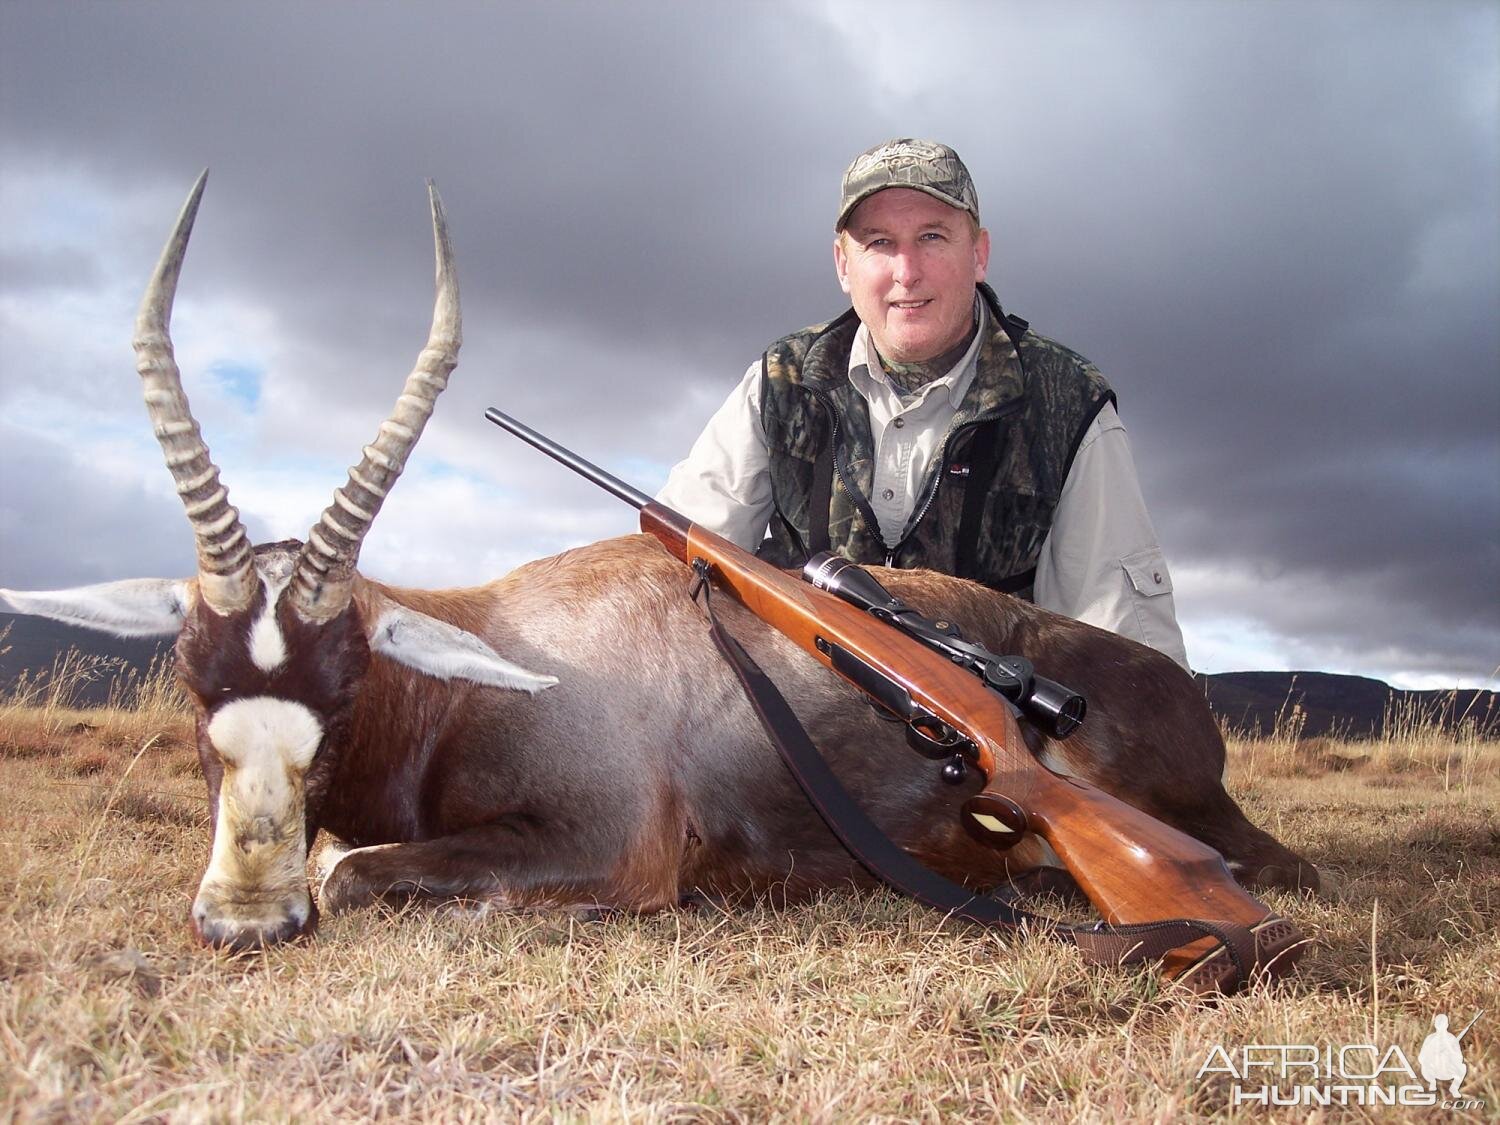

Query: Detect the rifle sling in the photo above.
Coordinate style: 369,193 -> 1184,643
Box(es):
690,568 -> 1255,986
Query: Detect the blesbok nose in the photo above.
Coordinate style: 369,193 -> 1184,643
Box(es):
191,894 -> 318,951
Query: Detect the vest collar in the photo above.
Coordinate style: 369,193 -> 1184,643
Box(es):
959,283 -> 1028,420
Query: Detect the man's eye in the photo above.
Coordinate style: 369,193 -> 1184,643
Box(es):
920,231 -> 945,242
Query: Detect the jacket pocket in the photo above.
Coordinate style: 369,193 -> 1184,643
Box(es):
1121,547 -> 1173,596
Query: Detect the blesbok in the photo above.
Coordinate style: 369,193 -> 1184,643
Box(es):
1,176 -> 1317,954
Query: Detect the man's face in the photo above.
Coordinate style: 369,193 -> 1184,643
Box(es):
834,187 -> 990,364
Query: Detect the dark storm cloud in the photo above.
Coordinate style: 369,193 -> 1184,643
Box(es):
0,1 -> 1495,683
1052,6 -> 1500,676
0,2 -> 852,381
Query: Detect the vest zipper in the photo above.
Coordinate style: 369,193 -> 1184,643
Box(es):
805,385 -> 884,548
886,400 -> 1026,566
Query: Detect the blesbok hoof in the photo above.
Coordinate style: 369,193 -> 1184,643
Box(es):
317,843 -> 405,914
318,870 -> 375,915
1306,864 -> 1340,899
1252,862 -> 1323,895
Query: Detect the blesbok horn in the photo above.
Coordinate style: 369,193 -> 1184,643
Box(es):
133,169 -> 257,616
287,182 -> 461,623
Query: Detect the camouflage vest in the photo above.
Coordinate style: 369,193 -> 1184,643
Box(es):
755,284 -> 1114,600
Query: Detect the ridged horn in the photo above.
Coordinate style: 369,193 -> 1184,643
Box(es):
133,169 -> 257,616
286,182 -> 461,623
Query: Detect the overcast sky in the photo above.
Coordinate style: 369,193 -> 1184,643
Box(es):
1,1 -> 1495,689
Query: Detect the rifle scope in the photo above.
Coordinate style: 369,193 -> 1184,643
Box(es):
804,553 -> 1086,740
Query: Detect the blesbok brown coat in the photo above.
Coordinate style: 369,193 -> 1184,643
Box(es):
0,177 -> 1317,952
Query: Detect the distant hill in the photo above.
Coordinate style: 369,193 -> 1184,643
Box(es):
1194,670 -> 1497,740
2,611 -> 1495,739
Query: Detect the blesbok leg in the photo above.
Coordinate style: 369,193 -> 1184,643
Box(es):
318,815 -> 685,917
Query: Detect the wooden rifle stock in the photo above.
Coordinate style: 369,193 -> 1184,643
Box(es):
483,408 -> 1304,989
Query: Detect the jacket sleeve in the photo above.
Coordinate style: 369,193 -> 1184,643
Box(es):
1031,403 -> 1192,671
654,361 -> 776,551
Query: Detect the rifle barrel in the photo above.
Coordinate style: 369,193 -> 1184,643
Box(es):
1456,1010 -> 1484,1040
485,408 -> 654,510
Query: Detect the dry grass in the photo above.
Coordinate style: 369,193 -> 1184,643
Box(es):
0,661 -> 1495,1121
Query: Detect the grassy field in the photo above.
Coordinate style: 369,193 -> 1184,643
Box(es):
0,656 -> 1495,1122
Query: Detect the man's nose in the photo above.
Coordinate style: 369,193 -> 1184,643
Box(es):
891,249 -> 921,287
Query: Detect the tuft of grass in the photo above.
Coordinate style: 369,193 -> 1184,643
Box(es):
1225,673 -> 1498,797
92,788 -> 206,829
1227,710 -> 1498,796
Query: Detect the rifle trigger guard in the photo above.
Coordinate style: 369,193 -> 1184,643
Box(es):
905,712 -> 970,761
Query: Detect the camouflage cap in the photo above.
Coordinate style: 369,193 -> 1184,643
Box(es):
835,138 -> 979,231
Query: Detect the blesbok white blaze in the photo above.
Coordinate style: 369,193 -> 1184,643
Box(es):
194,698 -> 323,945
248,563 -> 294,674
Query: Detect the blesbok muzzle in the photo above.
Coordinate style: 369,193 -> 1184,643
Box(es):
190,696 -> 323,950
192,877 -> 319,952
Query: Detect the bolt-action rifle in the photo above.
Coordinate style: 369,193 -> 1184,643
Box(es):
485,408 -> 1305,993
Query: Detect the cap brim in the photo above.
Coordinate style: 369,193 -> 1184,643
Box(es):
835,184 -> 975,231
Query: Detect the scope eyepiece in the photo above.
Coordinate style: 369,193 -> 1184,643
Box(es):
978,656 -> 1085,739
1025,675 -> 1086,740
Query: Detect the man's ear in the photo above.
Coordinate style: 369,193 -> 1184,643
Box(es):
833,234 -> 853,295
973,226 -> 991,284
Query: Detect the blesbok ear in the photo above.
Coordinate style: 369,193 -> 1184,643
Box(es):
368,604 -> 559,693
0,579 -> 193,638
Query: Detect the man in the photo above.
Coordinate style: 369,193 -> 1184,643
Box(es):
658,139 -> 1189,670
